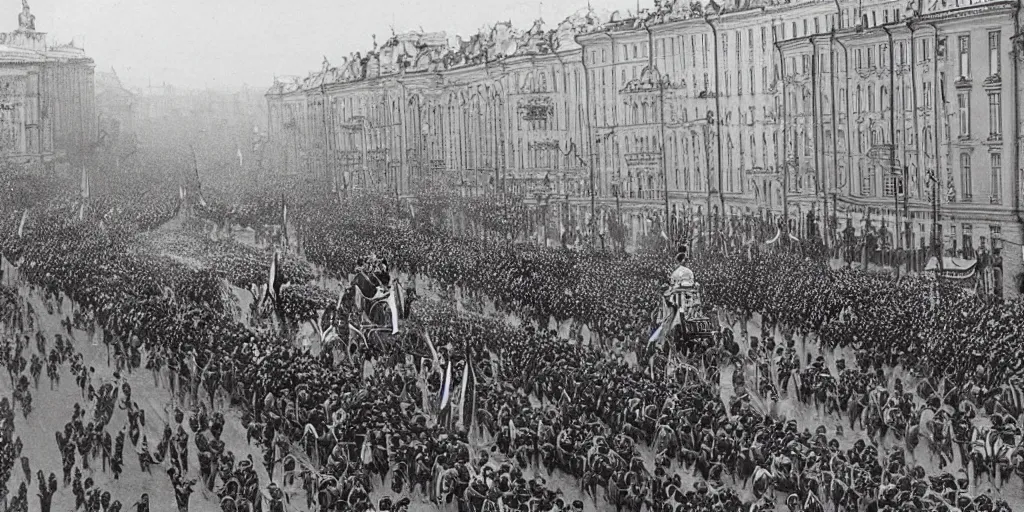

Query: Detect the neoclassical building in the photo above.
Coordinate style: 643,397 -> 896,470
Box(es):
267,0 -> 1024,297
0,2 -> 95,169
266,17 -> 595,202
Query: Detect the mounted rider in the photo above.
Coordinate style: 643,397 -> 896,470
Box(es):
351,252 -> 403,334
356,253 -> 391,294
665,245 -> 698,313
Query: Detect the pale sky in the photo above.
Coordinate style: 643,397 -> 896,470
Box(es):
34,0 -> 639,92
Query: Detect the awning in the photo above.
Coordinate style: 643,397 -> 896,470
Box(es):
924,256 -> 977,279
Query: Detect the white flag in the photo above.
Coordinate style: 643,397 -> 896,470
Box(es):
17,210 -> 28,238
80,167 -> 89,199
386,285 -> 400,335
439,361 -> 453,410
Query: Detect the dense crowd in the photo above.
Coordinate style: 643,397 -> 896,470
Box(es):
286,194 -> 1024,388
0,174 -> 1022,512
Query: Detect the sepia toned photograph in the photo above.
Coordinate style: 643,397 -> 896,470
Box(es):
1,0 -> 1024,510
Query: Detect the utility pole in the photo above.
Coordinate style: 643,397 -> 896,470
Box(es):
811,36 -> 827,249
647,24 -> 672,243
829,31 -> 841,249
776,40 -> 790,236
929,23 -> 944,280
703,124 -> 713,236
707,15 -> 726,230
884,26 -> 900,277
590,141 -> 597,246
929,167 -> 941,281
579,32 -> 597,248
320,83 -> 331,187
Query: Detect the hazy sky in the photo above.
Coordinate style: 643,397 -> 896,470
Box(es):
36,0 -> 638,92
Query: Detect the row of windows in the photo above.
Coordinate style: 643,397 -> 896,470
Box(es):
956,91 -> 1003,140
956,152 -> 1002,202
954,31 -> 1003,79
854,150 -> 1002,202
783,29 -> 1002,80
590,117 -> 1004,202
594,24 -> 1006,90
793,85 -> 1002,151
589,7 -> 920,69
601,144 -> 1005,204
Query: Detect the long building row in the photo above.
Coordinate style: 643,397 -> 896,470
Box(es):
265,0 -> 1024,297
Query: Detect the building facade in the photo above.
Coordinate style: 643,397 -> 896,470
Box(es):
267,0 -> 1024,297
0,2 -> 95,170
132,84 -> 267,188
96,69 -> 134,143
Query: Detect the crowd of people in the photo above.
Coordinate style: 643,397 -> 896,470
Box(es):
291,195 -> 1024,388
0,173 -> 1022,512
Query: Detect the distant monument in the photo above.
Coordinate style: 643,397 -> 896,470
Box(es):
18,0 -> 34,31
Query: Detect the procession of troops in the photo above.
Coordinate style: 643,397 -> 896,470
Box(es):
1,168 -> 1023,512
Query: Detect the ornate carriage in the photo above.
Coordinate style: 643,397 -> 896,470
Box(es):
660,266 -> 717,342
350,256 -> 403,335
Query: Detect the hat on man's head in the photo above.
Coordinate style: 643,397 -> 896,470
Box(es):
675,245 -> 688,263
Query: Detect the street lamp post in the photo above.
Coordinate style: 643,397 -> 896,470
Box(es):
614,177 -> 623,252
702,123 -> 714,237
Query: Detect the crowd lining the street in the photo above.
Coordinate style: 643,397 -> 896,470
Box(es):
0,176 -> 1022,512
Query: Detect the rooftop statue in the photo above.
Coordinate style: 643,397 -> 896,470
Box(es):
378,38 -> 405,73
490,21 -> 519,59
18,0 -> 34,31
341,52 -> 365,81
555,6 -> 608,47
517,18 -> 552,55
